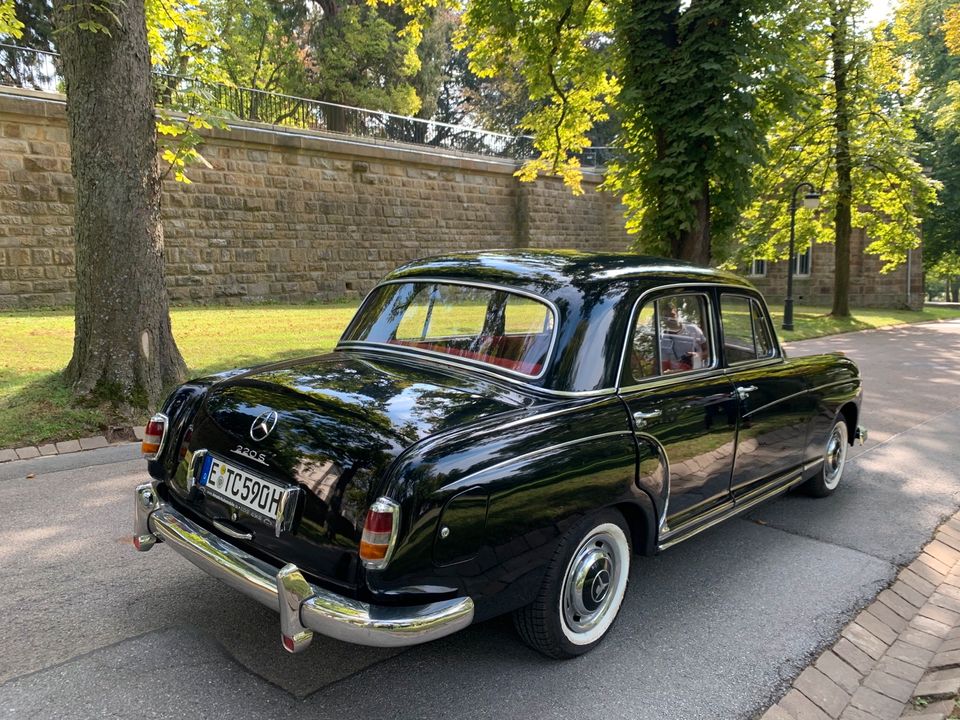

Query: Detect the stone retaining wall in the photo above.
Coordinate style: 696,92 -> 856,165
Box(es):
0,88 -> 631,309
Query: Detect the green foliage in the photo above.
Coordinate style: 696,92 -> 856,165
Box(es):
461,0 -> 616,192
0,0 -> 25,37
897,0 -> 960,275
305,3 -> 421,114
207,0 -> 306,93
735,5 -> 939,273
458,0 -> 818,255
606,1 -> 817,256
145,0 -> 228,182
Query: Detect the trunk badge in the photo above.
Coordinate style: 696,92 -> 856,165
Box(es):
250,410 -> 279,441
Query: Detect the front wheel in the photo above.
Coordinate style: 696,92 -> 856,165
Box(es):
806,418 -> 849,497
513,510 -> 631,659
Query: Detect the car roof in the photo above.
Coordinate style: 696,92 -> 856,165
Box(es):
383,250 -> 753,301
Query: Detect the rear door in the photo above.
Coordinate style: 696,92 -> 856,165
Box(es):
718,292 -> 812,500
619,290 -> 738,533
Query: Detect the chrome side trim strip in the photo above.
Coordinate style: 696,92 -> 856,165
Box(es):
657,470 -> 804,551
739,378 -> 862,420
804,457 -> 824,473
135,485 -> 475,650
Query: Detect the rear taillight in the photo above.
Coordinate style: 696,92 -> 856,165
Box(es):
359,498 -> 400,569
141,413 -> 169,460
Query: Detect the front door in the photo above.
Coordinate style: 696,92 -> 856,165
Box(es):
620,291 -> 739,532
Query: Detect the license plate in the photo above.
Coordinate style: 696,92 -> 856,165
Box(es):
198,453 -> 295,531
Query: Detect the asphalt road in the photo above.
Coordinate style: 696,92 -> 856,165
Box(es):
2,320 -> 959,720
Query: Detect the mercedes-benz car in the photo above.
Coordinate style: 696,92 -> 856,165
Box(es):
133,251 -> 865,658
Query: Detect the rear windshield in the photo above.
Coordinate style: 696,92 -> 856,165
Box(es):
341,282 -> 556,377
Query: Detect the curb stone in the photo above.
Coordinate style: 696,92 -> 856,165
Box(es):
0,427 -> 145,463
760,511 -> 960,720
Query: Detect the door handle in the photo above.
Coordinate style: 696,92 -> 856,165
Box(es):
735,385 -> 758,400
632,409 -> 662,428
213,519 -> 254,541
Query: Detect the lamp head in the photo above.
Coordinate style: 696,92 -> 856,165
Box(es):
802,192 -> 821,210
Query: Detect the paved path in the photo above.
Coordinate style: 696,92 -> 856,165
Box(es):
1,320 -> 959,719
763,508 -> 960,720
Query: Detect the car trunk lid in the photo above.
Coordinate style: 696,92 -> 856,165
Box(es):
168,351 -> 531,593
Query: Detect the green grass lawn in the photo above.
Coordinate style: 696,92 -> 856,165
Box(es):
1,302 -> 959,450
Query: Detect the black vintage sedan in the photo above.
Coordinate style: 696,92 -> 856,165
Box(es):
134,251 -> 865,658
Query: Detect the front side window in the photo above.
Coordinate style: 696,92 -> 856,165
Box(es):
720,294 -> 778,365
628,293 -> 714,383
342,282 -> 555,377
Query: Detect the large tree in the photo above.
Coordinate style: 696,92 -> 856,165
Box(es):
737,0 -> 937,316
460,0 -> 813,264
896,0 -> 960,300
53,0 -> 186,412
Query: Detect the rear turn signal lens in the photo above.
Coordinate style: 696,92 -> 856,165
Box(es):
141,413 -> 169,460
359,498 -> 400,569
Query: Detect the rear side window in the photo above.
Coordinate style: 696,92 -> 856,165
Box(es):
629,293 -> 714,382
343,282 -> 556,377
720,294 -> 777,365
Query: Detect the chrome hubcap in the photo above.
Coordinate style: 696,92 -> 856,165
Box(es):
562,532 -> 623,634
823,423 -> 848,490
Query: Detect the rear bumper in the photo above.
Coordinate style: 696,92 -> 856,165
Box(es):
133,482 -> 474,652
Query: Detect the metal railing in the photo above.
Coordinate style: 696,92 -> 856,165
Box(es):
153,71 -> 536,160
0,42 -> 610,166
0,43 -> 60,93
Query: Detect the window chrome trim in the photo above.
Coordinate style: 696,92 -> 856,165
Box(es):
337,277 -> 560,382
616,283 -> 731,394
717,292 -> 782,367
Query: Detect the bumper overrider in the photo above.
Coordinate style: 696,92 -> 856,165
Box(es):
133,482 -> 475,652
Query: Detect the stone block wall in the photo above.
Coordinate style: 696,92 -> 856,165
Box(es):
0,88 -> 631,309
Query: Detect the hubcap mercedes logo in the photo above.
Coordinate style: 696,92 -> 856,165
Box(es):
591,569 -> 610,603
250,410 -> 278,442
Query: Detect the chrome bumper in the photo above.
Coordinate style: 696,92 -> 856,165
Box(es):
133,482 -> 474,652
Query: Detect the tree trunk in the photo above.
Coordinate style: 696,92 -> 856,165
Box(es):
952,278 -> 959,303
53,0 -> 186,413
671,180 -> 711,266
830,1 -> 852,318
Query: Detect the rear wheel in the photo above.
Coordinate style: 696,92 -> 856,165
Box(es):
806,417 -> 849,497
514,510 -> 631,659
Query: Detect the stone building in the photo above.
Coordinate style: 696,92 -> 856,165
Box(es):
742,229 -> 923,311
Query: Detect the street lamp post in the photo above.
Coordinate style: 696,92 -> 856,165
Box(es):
782,182 -> 820,331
